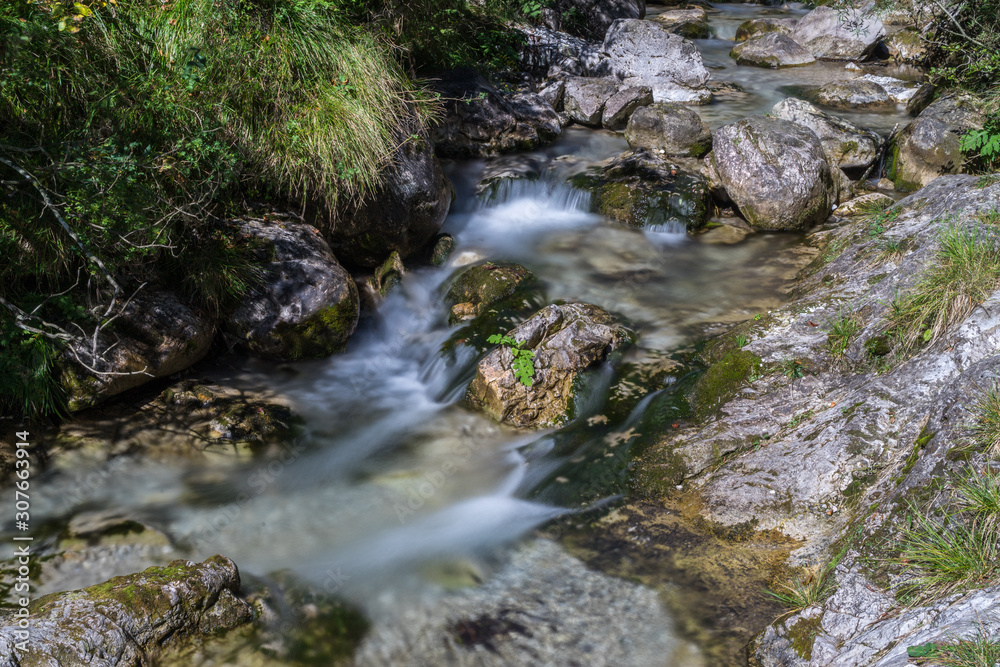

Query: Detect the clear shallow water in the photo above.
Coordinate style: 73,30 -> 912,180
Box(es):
0,4 -> 921,659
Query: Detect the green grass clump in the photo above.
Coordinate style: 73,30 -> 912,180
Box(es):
883,224 -> 1000,358
898,469 -> 1000,603
968,382 -> 1000,456
826,312 -> 862,356
935,633 -> 1000,667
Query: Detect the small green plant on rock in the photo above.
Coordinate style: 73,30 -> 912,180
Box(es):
826,312 -> 862,356
781,359 -> 806,379
912,629 -> 1000,666
766,561 -> 837,612
487,333 -> 536,387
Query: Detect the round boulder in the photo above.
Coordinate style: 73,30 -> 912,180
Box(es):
734,17 -> 797,42
814,79 -> 893,109
730,33 -> 816,68
229,219 -> 359,361
625,102 -> 712,157
712,116 -> 836,231
790,5 -> 885,60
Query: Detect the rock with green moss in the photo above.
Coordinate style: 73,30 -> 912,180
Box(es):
690,349 -> 763,417
59,290 -> 215,412
468,303 -> 632,428
0,555 -> 253,666
885,93 -> 984,192
363,250 -> 406,307
734,17 -> 797,42
429,233 -> 455,266
446,262 -> 535,324
625,102 -> 712,157
713,116 -> 837,231
229,219 -> 359,361
652,7 -> 711,39
885,27 -> 927,63
573,149 -> 711,231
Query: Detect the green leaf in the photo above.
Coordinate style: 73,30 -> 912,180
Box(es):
906,643 -> 938,658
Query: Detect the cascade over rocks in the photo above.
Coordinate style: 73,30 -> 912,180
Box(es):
599,19 -> 712,104
790,5 -> 886,60
624,102 -> 712,157
886,93 -> 985,191
60,290 -> 214,412
429,68 -> 562,158
771,97 -> 882,169
0,556 -> 253,667
712,115 -> 837,231
730,33 -> 816,68
468,303 -> 631,428
229,219 -> 359,361
333,127 -> 452,267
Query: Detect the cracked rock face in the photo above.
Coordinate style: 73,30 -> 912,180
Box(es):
0,555 -> 253,667
467,303 -> 631,428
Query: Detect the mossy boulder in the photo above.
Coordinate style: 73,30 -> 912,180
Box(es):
734,17 -> 797,42
445,262 -> 535,324
652,7 -> 711,39
467,303 -> 632,428
573,149 -> 711,231
228,218 -> 359,361
625,102 -> 712,157
0,556 -> 253,665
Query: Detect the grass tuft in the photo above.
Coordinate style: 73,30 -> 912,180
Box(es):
883,223 -> 1000,357
968,381 -> 1000,456
826,311 -> 862,356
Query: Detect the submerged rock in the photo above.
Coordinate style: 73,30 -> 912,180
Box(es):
790,6 -> 885,61
467,303 -> 631,428
886,93 -> 984,191
430,68 -> 562,158
599,19 -> 712,104
712,116 -> 836,231
333,128 -> 452,267
771,97 -> 882,169
624,102 -> 713,157
0,556 -> 253,666
60,290 -> 214,412
446,263 -> 535,324
730,33 -> 816,68
229,219 -> 359,361
573,149 -> 711,230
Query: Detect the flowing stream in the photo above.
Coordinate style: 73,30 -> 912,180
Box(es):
1,2 -> 919,662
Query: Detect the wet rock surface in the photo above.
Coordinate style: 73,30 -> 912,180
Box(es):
0,556 -> 253,667
731,33 -> 816,68
734,17 -> 797,42
468,303 -> 631,428
446,263 -> 535,324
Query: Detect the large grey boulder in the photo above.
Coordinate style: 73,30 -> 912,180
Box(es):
651,7 -> 710,39
730,32 -> 816,68
563,77 -> 621,126
791,6 -> 886,60
712,116 -> 836,231
60,290 -> 214,412
625,102 -> 712,157
734,17 -> 797,42
600,19 -> 712,104
429,68 -> 562,159
887,93 -> 984,191
0,556 -> 253,667
229,219 -> 359,361
814,78 -> 893,108
467,303 -> 631,428
333,127 -> 452,267
771,97 -> 882,169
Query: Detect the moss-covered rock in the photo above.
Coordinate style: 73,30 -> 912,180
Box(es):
0,555 -> 253,665
690,349 -> 763,417
445,262 -> 535,324
572,149 -> 711,231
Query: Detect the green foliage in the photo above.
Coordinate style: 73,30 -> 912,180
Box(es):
967,381 -> 1000,456
765,548 -> 847,612
826,312 -> 862,356
487,333 -> 536,387
781,359 -> 806,379
932,632 -> 1000,667
0,321 -> 65,420
883,223 -> 1000,358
